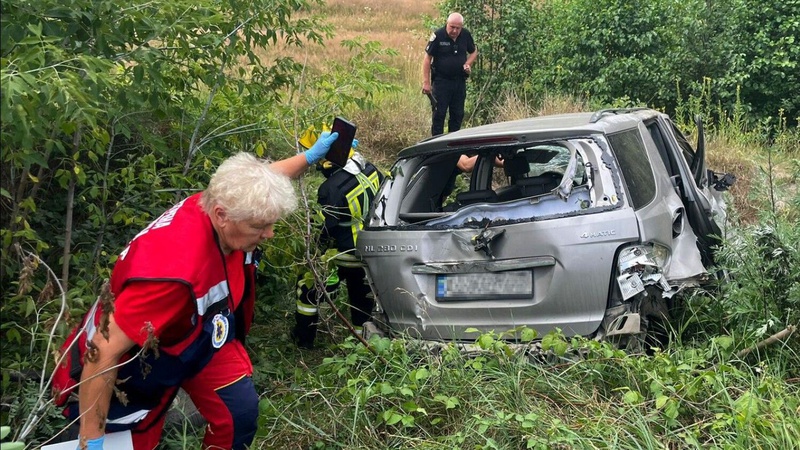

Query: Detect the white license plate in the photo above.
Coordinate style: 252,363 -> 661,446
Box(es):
436,271 -> 533,301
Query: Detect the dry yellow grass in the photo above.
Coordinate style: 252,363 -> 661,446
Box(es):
252,0 -> 438,162
491,91 -> 592,123
706,138 -> 761,223
257,0 -> 435,83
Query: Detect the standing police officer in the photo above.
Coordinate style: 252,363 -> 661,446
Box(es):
422,12 -> 478,136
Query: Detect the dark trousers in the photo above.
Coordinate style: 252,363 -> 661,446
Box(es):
431,77 -> 466,136
294,265 -> 374,347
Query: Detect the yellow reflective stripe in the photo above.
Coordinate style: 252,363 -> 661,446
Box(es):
344,170 -> 381,245
345,190 -> 364,245
296,301 -> 318,315
215,374 -> 248,391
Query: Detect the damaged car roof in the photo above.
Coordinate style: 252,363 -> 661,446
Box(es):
398,110 -> 649,158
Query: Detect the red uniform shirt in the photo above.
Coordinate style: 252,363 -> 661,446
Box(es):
114,250 -> 245,347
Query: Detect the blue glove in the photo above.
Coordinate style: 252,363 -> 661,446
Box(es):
304,131 -> 339,165
79,435 -> 104,450
351,138 -> 359,149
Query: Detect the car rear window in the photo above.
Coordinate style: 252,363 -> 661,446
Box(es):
607,130 -> 656,209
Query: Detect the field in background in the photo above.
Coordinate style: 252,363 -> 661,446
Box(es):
321,0 -> 438,162
254,0 -> 438,163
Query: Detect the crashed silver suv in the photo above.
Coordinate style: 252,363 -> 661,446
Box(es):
358,108 -> 735,345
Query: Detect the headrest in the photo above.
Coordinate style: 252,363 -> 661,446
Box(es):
503,156 -> 529,179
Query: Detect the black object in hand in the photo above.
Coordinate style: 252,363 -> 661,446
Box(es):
327,117 -> 357,167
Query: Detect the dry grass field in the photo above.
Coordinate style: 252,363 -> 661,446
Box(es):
318,0 -> 438,160
261,1 -> 435,78
252,0 -> 439,162
319,0 -> 436,80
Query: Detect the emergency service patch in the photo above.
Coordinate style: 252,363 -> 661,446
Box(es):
211,313 -> 229,348
429,33 -> 436,42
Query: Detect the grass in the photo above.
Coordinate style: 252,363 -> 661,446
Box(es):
250,333 -> 800,449
250,0 -> 437,166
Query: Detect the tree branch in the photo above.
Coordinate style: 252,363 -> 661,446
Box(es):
736,325 -> 797,359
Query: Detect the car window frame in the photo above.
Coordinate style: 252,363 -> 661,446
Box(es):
606,129 -> 657,210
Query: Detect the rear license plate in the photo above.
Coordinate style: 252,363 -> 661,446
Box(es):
436,271 -> 533,301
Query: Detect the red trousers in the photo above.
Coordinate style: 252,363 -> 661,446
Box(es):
131,340 -> 258,450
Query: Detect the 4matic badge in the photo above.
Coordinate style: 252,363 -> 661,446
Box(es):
580,230 -> 616,239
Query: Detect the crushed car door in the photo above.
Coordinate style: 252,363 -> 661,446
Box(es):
644,117 -> 728,266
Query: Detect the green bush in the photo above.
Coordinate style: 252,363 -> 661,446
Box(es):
438,0 -> 798,126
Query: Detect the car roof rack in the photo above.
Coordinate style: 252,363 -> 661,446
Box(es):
589,107 -> 649,123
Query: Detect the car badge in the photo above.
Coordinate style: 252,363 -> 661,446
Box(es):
211,313 -> 229,349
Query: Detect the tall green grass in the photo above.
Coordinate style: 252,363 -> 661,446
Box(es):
253,330 -> 799,449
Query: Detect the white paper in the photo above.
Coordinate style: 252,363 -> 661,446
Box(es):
41,430 -> 134,450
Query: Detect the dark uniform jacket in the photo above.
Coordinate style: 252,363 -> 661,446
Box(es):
318,161 -> 382,252
425,27 -> 476,80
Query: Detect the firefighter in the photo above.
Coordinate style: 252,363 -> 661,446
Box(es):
292,125 -> 383,348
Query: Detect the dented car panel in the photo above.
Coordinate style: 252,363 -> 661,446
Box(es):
359,108 -> 733,343
362,210 -> 640,339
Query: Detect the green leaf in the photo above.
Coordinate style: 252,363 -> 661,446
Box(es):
383,411 -> 402,426
401,400 -> 418,412
413,367 -> 429,381
520,327 -> 537,341
623,390 -> 642,404
477,333 -> 495,349
22,297 -> 36,316
0,442 -> 26,450
134,64 -> 144,84
714,335 -> 734,350
5,328 -> 21,345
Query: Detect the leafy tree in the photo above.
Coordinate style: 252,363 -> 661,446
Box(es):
1,0 -> 331,290
436,0 -> 798,125
0,1 -> 399,443
736,0 -> 800,124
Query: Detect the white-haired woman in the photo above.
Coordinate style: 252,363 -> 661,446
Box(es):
53,134 -> 338,450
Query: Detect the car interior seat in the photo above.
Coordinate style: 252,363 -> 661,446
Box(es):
516,172 -> 562,197
503,155 -> 530,181
495,155 -> 529,201
455,189 -> 498,206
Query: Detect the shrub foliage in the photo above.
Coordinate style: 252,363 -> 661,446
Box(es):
441,0 -> 799,125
